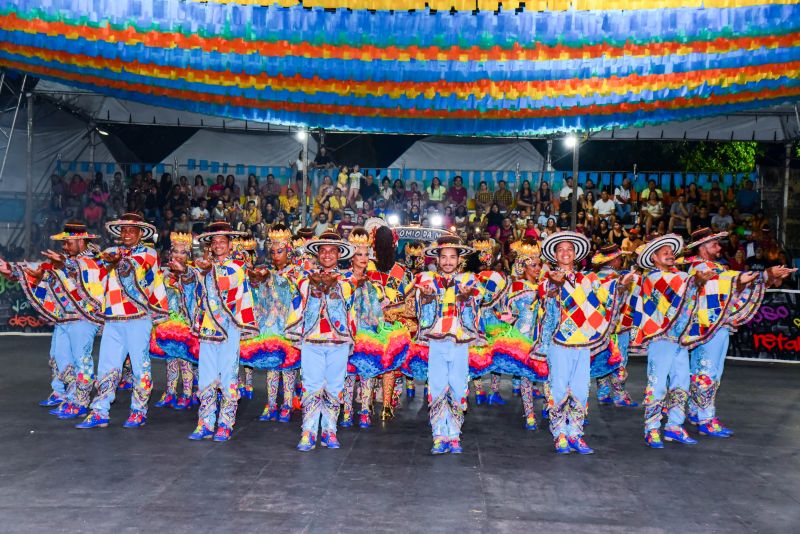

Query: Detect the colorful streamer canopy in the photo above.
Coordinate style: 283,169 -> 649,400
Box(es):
0,0 -> 798,136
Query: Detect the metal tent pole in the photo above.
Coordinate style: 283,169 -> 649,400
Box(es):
24,91 -> 33,255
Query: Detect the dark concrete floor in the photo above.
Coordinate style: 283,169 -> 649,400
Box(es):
1,337 -> 799,533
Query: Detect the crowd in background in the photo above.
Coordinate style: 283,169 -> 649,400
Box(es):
20,149 -> 790,279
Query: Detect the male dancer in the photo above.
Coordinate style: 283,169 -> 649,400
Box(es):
633,234 -> 717,448
172,221 -> 259,441
0,222 -> 104,418
77,213 -> 169,429
682,227 -> 794,437
537,232 -> 633,455
416,235 -> 482,454
287,230 -> 379,451
256,225 -> 302,423
591,244 -> 638,408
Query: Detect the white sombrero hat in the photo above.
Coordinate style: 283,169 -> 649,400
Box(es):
305,230 -> 355,260
541,231 -> 591,264
686,227 -> 729,250
197,221 -> 248,244
636,233 -> 684,270
106,213 -> 156,241
424,235 -> 475,258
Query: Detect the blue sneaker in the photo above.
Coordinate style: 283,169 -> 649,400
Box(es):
340,412 -> 354,428
568,437 -> 595,455
614,397 -> 639,408
431,438 -> 450,455
59,404 -> 88,420
174,396 -> 191,410
597,396 -> 614,405
296,431 -> 316,452
213,424 -> 232,442
474,393 -> 487,405
320,432 -> 341,449
259,404 -> 279,422
531,386 -> 545,399
154,393 -> 176,408
645,429 -> 664,449
277,405 -> 292,423
39,393 -> 64,407
524,415 -> 538,431
698,420 -> 730,438
449,439 -> 463,454
542,407 -> 549,420
49,402 -> 70,416
664,427 -> 698,445
117,380 -> 133,391
358,411 -> 371,429
188,424 -> 214,440
241,387 -> 253,400
75,412 -> 109,429
122,411 -> 147,428
554,434 -> 571,454
487,392 -> 507,406
714,419 -> 734,436
687,412 -> 700,425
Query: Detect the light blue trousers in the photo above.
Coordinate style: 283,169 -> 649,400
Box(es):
428,340 -> 469,440
644,339 -> 690,433
197,325 -> 242,430
547,345 -> 590,439
49,324 -> 72,398
300,342 -> 350,435
90,319 -> 153,417
689,328 -> 730,424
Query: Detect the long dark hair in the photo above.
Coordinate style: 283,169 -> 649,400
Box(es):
374,225 -> 396,273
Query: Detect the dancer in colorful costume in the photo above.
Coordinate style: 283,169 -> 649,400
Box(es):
498,239 -> 551,430
342,228 -> 384,428
591,244 -> 638,408
287,230 -> 380,451
77,213 -> 169,429
152,232 -> 198,410
172,222 -> 259,441
470,238 -> 509,406
537,231 -> 633,455
252,225 -> 302,423
362,221 -> 414,421
682,228 -> 794,437
416,235 -> 482,455
0,222 -> 104,418
633,234 -> 714,449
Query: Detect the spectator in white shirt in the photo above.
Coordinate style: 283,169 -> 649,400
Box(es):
614,177 -> 633,223
711,205 -> 734,232
559,177 -> 584,202
593,190 -> 616,221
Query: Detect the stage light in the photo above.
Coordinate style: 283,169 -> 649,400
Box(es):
295,131 -> 308,142
431,215 -> 443,227
563,135 -> 577,149
387,214 -> 400,226
96,129 -> 109,136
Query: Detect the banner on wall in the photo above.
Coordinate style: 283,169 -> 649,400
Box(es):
0,277 -> 52,334
730,289 -> 800,362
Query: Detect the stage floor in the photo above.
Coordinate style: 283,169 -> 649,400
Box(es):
1,337 -> 798,533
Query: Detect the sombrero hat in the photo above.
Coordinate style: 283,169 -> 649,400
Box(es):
686,227 -> 728,249
424,235 -> 475,258
305,230 -> 355,260
636,233 -> 684,270
50,221 -> 99,241
106,213 -> 156,241
541,231 -> 591,264
197,221 -> 247,244
591,244 -> 628,266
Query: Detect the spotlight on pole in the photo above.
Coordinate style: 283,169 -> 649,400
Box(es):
295,130 -> 308,142
387,214 -> 400,226
430,215 -> 443,228
96,129 -> 109,136
563,135 -> 577,149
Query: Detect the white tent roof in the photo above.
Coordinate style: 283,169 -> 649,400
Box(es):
0,101 -> 118,193
588,105 -> 800,142
388,136 -> 544,171
34,80 -> 297,132
160,129 -> 317,169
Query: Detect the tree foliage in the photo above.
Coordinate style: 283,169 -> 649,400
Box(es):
674,141 -> 760,173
